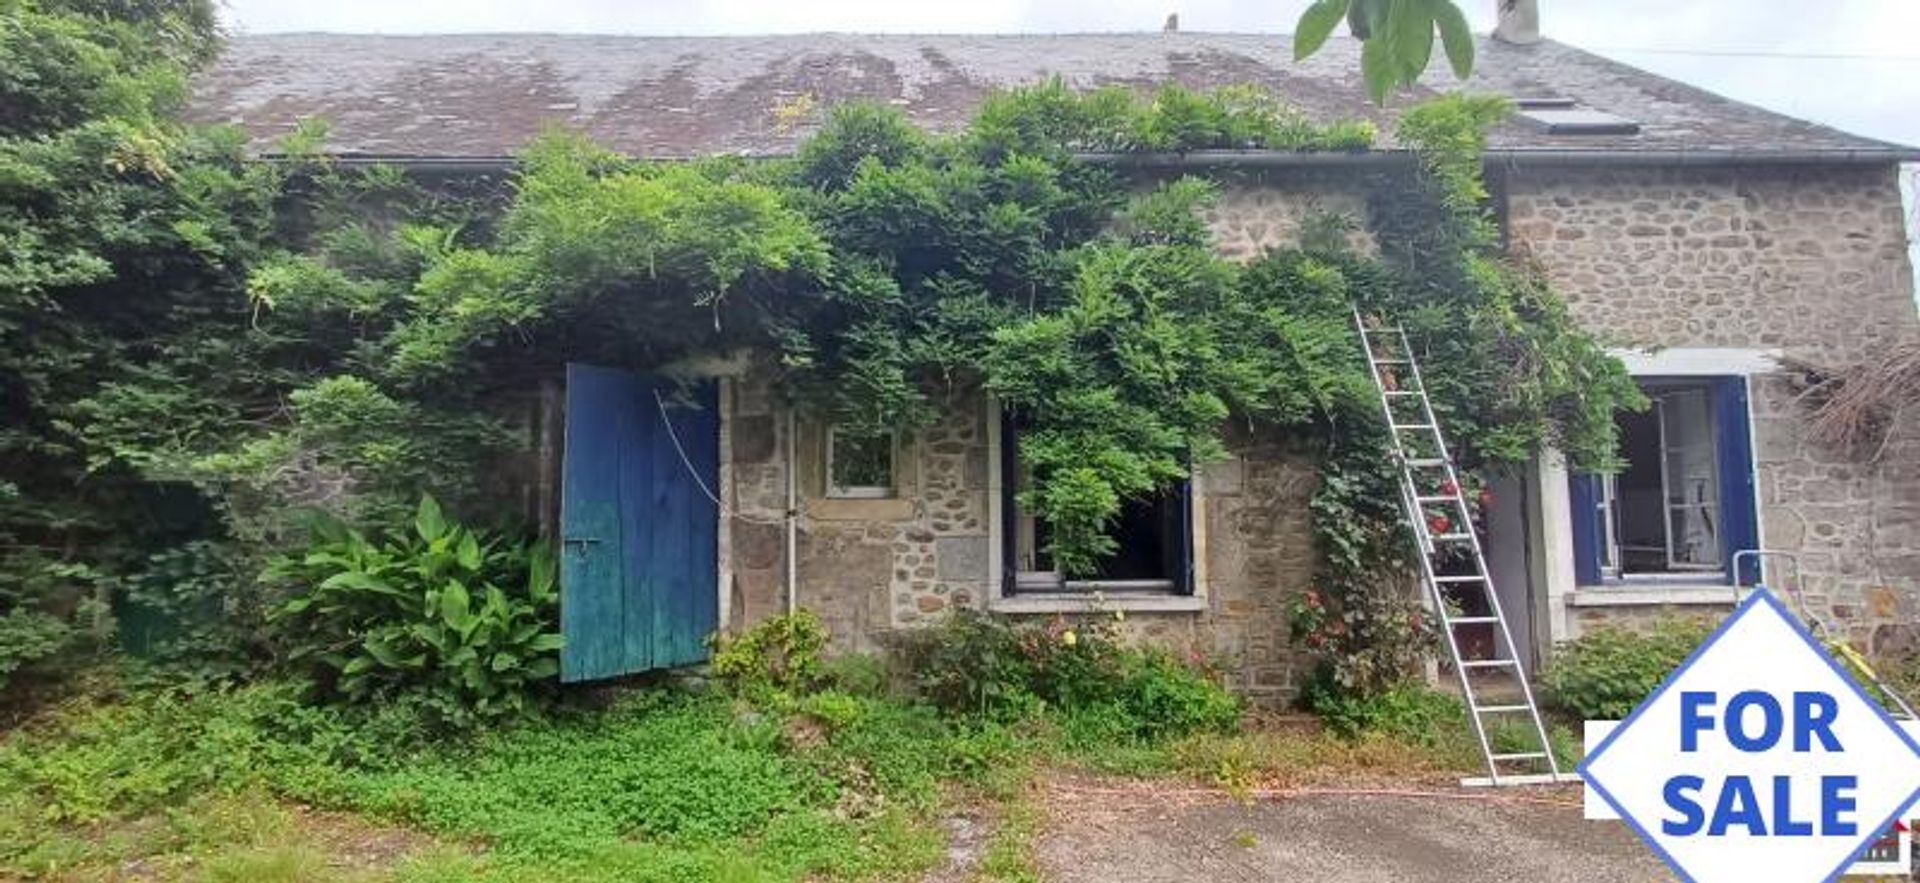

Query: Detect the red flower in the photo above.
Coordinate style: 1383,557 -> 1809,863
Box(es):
1439,479 -> 1459,496
1428,514 -> 1452,534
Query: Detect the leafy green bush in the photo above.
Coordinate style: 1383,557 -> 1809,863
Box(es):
266,496 -> 563,729
120,540 -> 266,685
0,554 -> 101,713
1540,619 -> 1714,720
710,609 -> 831,701
1299,673 -> 1466,743
0,608 -> 78,700
889,609 -> 1241,740
818,651 -> 893,699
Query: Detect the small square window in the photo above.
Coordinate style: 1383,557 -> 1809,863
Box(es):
827,427 -> 895,498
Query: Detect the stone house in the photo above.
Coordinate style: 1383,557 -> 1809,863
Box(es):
190,26 -> 1920,704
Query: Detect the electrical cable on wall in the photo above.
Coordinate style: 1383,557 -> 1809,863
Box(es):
653,387 -> 793,527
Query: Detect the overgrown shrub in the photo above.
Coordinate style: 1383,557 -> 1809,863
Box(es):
0,609 -> 79,701
1540,619 -> 1714,720
889,609 -> 1241,740
818,651 -> 893,699
1298,672 -> 1466,744
119,540 -> 266,685
710,609 -> 831,701
0,554 -> 103,713
265,496 -> 563,729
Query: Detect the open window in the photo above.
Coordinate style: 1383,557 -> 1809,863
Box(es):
1570,376 -> 1759,586
999,412 -> 1194,595
825,426 -> 896,499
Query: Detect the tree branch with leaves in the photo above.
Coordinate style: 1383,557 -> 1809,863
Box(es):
1294,0 -> 1478,103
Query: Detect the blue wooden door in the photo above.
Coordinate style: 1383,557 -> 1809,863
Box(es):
560,364 -> 719,682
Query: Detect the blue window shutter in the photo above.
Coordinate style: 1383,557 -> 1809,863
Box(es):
999,408 -> 1019,596
1713,376 -> 1761,585
1567,473 -> 1602,585
1174,475 -> 1195,596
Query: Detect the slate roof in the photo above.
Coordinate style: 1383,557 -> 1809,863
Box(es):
185,32 -> 1918,163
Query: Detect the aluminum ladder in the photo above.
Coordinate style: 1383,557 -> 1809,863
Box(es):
1354,310 -> 1573,787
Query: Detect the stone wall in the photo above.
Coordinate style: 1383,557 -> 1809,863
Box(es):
712,159 -> 1920,702
1508,163 -> 1920,653
722,374 -> 994,653
718,372 -> 1322,706
1568,600 -> 1735,637
1186,432 -> 1323,704
1189,166 -> 1380,259
1507,164 -> 1915,364
708,167 -> 1387,704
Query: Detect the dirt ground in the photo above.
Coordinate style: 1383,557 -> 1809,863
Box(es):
1032,777 -> 1672,883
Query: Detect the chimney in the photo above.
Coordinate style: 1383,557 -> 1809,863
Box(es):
1493,0 -> 1541,44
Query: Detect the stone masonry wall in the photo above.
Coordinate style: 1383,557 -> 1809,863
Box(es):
722,372 -> 993,653
1185,432 -> 1323,704
1191,166 -> 1379,259
713,168 -> 1379,705
1508,163 -> 1920,653
719,371 -> 1322,706
717,160 -> 1920,702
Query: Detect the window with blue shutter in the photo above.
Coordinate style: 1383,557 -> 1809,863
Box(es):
1569,375 -> 1759,586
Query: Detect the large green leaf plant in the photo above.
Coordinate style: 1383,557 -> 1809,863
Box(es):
268,497 -> 563,728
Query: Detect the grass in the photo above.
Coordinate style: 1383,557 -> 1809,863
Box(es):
0,684 -> 976,882
974,789 -> 1044,883
0,790 -> 425,882
0,671 -> 1574,882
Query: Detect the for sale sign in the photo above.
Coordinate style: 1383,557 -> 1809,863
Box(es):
1578,590 -> 1920,883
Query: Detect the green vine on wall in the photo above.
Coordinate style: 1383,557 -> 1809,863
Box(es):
5,14 -> 1643,702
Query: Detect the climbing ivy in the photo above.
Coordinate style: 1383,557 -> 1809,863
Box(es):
0,0 -> 279,699
5,8 -> 1639,702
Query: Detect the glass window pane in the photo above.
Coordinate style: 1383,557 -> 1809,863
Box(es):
829,429 -> 893,493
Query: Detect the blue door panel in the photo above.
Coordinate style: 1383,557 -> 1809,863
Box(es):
561,364 -> 719,682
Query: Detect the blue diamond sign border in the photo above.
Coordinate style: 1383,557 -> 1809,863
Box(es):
1576,588 -> 1920,883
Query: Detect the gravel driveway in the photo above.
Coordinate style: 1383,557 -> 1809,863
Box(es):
1034,779 -> 1671,883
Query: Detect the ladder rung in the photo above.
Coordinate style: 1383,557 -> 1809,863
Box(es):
1460,659 -> 1516,669
1431,533 -> 1474,542
1490,752 -> 1549,762
1372,358 -> 1410,365
1404,458 -> 1448,468
1362,326 -> 1405,335
1434,575 -> 1484,583
1393,423 -> 1437,432
1415,495 -> 1462,503
1449,616 -> 1500,625
1383,390 -> 1422,396
1475,705 -> 1533,714
1461,773 -> 1581,788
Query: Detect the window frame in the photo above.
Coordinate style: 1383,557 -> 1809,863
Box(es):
1570,374 -> 1760,587
823,425 -> 897,500
996,409 -> 1195,597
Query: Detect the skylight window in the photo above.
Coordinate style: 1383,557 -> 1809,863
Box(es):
1515,97 -> 1642,136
